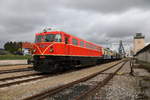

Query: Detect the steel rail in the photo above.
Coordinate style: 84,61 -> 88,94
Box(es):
0,67 -> 33,74
0,74 -> 50,88
22,60 -> 126,100
0,73 -> 40,81
73,61 -> 127,100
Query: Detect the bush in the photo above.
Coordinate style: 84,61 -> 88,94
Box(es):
0,49 -> 11,55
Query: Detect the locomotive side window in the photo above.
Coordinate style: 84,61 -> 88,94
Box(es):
86,43 -> 98,50
80,41 -> 84,47
86,43 -> 90,49
35,35 -> 43,43
86,43 -> 88,48
72,38 -> 78,45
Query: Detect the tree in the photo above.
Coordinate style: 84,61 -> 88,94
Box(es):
4,41 -> 23,55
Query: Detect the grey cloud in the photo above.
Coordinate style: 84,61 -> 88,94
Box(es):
0,0 -> 150,49
0,16 -> 43,34
63,0 -> 150,13
106,10 -> 150,38
0,0 -> 56,37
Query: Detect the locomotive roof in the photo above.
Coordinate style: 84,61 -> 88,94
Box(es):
35,30 -> 117,54
36,31 -> 102,48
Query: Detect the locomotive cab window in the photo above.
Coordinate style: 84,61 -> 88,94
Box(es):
54,34 -> 62,42
45,34 -> 55,42
35,34 -> 62,43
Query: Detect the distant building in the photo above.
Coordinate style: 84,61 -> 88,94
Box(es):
22,42 -> 33,55
133,33 -> 145,54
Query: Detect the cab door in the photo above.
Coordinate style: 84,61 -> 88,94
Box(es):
64,35 -> 70,55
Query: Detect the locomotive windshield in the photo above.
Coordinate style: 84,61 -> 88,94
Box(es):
35,34 -> 62,43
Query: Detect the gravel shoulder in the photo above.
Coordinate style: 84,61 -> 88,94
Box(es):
94,62 -> 150,100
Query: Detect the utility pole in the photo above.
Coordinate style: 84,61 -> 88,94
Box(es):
118,40 -> 126,58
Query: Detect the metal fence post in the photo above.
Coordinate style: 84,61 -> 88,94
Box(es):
130,57 -> 134,76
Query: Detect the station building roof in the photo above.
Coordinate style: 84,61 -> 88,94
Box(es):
134,33 -> 145,39
135,43 -> 150,56
22,42 -> 33,49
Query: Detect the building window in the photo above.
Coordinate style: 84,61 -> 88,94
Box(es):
72,38 -> 78,45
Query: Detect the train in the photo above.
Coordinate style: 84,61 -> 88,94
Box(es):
32,28 -> 121,73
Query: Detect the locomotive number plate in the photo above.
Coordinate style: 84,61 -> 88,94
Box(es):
40,56 -> 45,59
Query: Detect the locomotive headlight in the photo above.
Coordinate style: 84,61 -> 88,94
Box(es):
33,49 -> 36,53
49,46 -> 54,52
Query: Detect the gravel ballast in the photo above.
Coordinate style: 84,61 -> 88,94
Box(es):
1,60 -> 149,100
92,62 -> 150,100
0,61 -> 121,100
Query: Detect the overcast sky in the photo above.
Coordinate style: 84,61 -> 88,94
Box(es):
0,0 -> 150,51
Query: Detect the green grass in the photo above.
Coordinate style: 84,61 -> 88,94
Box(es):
0,55 -> 31,60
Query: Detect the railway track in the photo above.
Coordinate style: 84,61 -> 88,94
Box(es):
73,61 -> 127,100
0,73 -> 50,88
22,60 -> 127,100
0,73 -> 40,81
0,67 -> 33,74
0,65 -> 84,88
0,64 -> 95,89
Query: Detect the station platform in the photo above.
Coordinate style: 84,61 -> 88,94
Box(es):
0,60 -> 27,66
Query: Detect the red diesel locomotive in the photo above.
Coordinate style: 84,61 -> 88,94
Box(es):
32,28 -> 103,72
